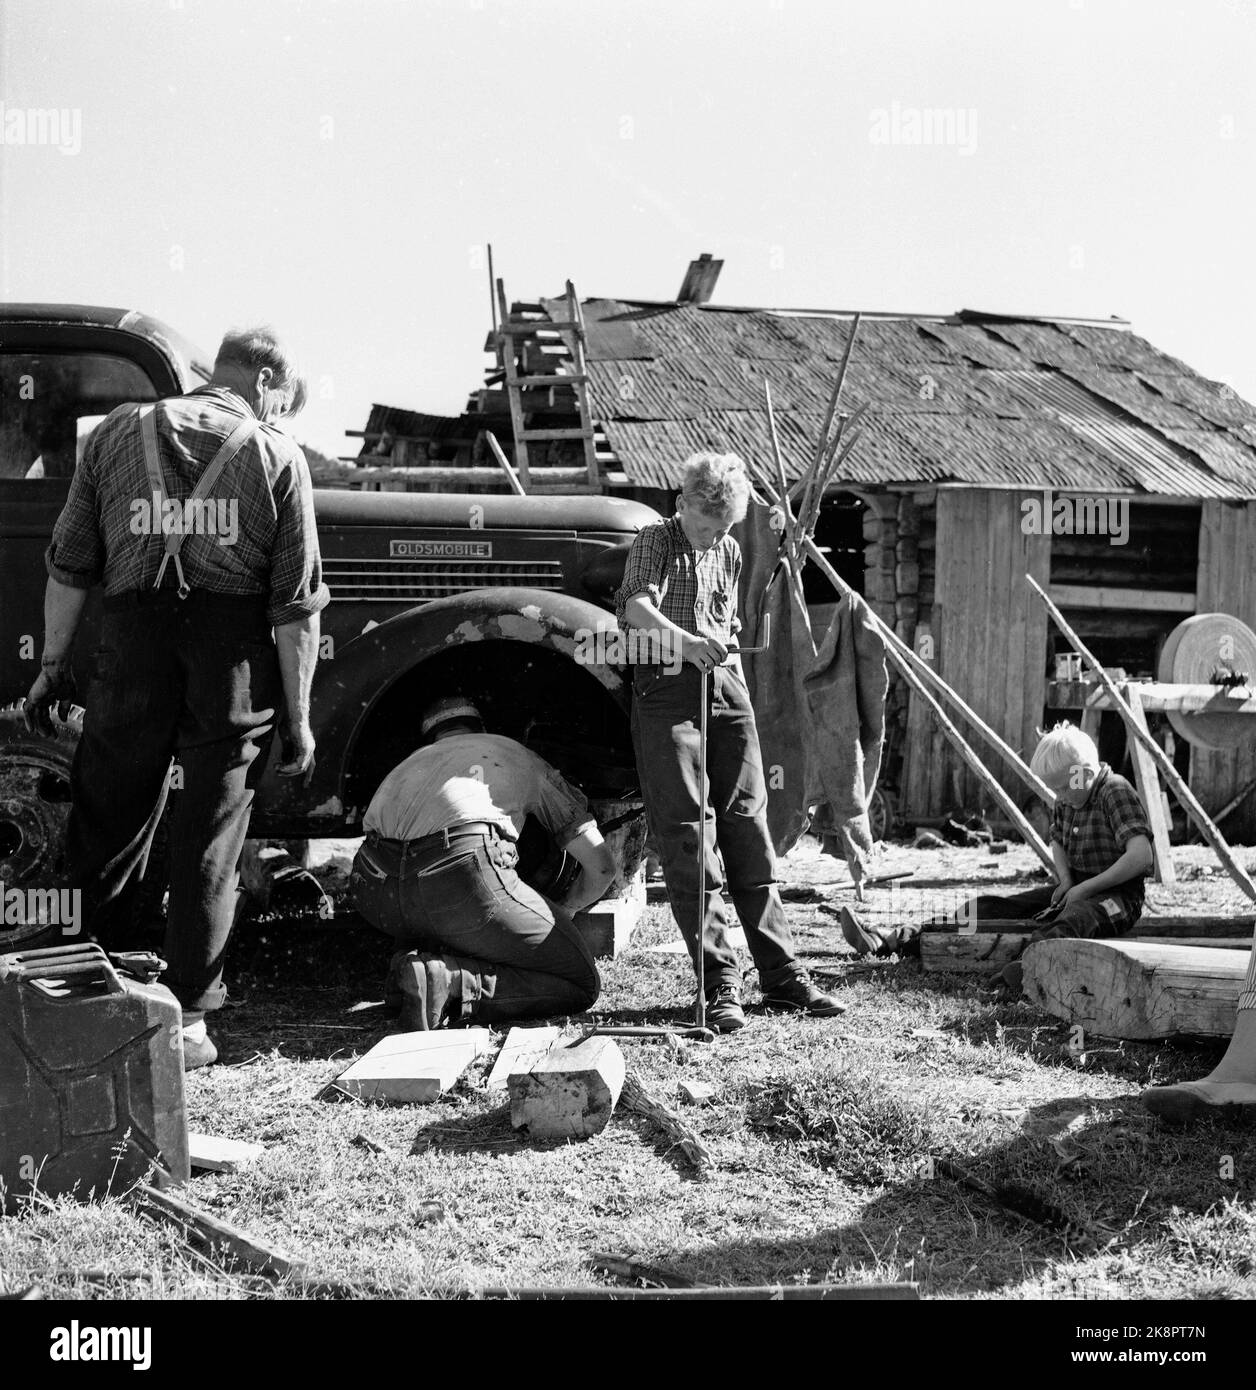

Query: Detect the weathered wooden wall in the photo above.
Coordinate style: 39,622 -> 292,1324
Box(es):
902,489 -> 1051,819
1193,500 -> 1256,842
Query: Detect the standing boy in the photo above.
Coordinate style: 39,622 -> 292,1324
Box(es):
616,452 -> 844,1033
840,722 -> 1153,990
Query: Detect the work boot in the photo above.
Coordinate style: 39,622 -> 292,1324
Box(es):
392,953 -> 461,1031
180,1011 -> 218,1071
838,907 -> 920,959
762,972 -> 847,1017
702,982 -> 746,1034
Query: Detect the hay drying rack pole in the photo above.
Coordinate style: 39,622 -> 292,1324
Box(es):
752,318 -> 1054,867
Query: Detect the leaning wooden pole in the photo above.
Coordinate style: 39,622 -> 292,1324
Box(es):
885,630 -> 1053,868
1027,574 -> 1256,904
788,533 -> 1051,863
800,536 -> 1055,806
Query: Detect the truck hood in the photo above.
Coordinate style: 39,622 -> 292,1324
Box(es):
313,488 -> 660,534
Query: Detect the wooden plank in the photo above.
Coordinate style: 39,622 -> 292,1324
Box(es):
485,1026 -> 560,1090
1052,683 -> 1256,715
1022,938 -> 1251,1039
187,1133 -> 264,1174
1122,684 -> 1176,884
508,1037 -> 625,1140
1048,584 -> 1195,613
517,428 -> 595,442
332,1029 -> 492,1104
136,1185 -> 305,1279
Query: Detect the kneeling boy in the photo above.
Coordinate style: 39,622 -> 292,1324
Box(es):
841,723 -> 1153,986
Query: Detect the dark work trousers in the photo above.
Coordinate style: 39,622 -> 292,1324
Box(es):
630,662 -> 801,994
65,590 -> 281,1014
350,826 -> 600,1024
920,883 -> 1142,956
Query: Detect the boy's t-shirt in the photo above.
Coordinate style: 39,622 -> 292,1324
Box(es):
1050,763 -> 1152,907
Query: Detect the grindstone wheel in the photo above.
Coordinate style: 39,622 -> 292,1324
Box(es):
1157,613 -> 1256,751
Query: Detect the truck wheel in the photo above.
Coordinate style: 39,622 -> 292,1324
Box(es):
0,703 -> 82,949
0,703 -> 171,952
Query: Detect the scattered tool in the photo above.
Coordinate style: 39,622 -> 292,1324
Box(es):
695,613 -> 772,1029
580,1024 -> 715,1044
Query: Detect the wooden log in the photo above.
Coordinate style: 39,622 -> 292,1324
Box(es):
1027,575 -> 1256,905
1021,939 -> 1252,1039
331,1029 -> 492,1104
921,926 -> 1253,975
485,1026 -> 560,1091
508,1037 -> 625,1140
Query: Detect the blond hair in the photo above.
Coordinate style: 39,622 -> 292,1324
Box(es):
680,452 -> 751,522
1030,721 -> 1100,780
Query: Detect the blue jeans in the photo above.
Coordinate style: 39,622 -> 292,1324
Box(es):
630,662 -> 801,993
350,828 -> 599,1023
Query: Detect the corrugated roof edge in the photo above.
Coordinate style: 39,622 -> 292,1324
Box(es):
572,298 -> 1132,328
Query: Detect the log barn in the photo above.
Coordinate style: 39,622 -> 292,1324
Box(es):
348,264 -> 1256,840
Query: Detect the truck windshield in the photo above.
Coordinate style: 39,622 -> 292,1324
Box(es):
0,351 -> 159,480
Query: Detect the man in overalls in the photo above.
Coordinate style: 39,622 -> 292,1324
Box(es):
24,328 -> 328,1068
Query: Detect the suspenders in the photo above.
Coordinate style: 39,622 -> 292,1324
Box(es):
138,404 -> 257,599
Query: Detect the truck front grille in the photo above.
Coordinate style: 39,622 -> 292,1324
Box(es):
323,558 -> 566,603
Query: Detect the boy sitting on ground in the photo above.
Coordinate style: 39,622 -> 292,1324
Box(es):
840,722 -> 1153,989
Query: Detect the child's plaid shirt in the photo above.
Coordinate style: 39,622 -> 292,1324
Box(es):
615,515 -> 742,647
1050,763 -> 1152,905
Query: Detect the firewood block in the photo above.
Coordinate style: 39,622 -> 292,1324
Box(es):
331,1028 -> 491,1104
486,1026 -> 561,1090
575,897 -> 643,958
508,1037 -> 626,1140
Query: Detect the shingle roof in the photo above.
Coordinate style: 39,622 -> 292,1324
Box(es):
560,301 -> 1256,497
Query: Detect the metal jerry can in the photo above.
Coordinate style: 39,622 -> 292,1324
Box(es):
0,943 -> 189,1213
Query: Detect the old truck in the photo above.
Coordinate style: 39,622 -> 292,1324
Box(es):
0,304 -> 657,940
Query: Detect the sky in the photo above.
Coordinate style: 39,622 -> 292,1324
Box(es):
2,0 -> 1254,458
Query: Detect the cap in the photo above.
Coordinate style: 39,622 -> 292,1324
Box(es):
420,696 -> 483,738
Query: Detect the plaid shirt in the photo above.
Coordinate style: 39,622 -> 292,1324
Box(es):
615,515 -> 742,648
1050,764 -> 1151,903
46,386 -> 329,628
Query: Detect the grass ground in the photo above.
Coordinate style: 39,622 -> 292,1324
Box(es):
3,839 -> 1255,1300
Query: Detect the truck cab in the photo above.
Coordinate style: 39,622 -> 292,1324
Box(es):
0,305 -> 657,904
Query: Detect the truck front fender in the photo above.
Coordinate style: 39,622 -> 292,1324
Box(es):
256,587 -> 628,832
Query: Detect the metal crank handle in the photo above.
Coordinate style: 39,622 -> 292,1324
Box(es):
725,611 -> 772,658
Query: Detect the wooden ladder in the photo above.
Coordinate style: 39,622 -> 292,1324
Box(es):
494,278 -> 600,493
